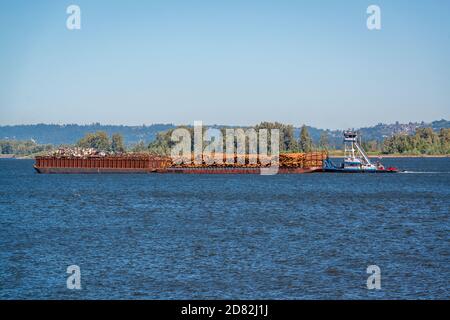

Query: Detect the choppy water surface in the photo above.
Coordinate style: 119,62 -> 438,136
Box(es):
0,158 -> 449,299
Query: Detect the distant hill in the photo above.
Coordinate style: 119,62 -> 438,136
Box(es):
297,119 -> 450,149
0,123 -> 175,146
0,120 -> 448,148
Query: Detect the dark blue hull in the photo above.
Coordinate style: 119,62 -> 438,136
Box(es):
321,159 -> 399,173
322,168 -> 398,173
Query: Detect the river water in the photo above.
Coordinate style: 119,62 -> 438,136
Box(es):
0,158 -> 448,299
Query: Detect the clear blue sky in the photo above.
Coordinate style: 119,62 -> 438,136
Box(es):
1,0 -> 449,129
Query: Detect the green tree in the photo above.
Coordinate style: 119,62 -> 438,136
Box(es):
382,127 -> 449,155
0,141 -> 14,154
111,133 -> 125,153
318,131 -> 329,150
255,122 -> 299,152
414,128 -> 440,154
439,128 -> 450,153
148,126 -> 193,155
131,141 -> 148,153
0,140 -> 53,156
365,140 -> 381,153
299,125 -> 313,152
284,125 -> 299,152
76,131 -> 111,152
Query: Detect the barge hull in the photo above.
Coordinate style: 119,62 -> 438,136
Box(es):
164,167 -> 322,174
34,153 -> 327,174
34,166 -> 322,174
34,166 -> 157,174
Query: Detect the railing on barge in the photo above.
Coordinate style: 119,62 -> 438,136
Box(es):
35,155 -> 172,170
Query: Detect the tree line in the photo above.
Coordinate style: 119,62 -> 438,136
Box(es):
76,132 -> 126,153
71,125 -> 450,155
382,128 -> 450,155
145,123 -> 320,155
0,140 -> 53,156
2,124 -> 449,156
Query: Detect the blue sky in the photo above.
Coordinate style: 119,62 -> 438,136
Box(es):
0,0 -> 449,129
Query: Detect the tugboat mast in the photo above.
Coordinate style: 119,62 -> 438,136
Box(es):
323,130 -> 398,173
322,130 -> 399,173
343,131 -> 372,165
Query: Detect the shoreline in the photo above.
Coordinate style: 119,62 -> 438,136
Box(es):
329,154 -> 450,158
2,154 -> 449,160
369,155 -> 449,158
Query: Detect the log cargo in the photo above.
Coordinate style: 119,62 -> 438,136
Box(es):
34,152 -> 327,174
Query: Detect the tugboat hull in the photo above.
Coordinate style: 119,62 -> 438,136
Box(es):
322,157 -> 399,173
321,130 -> 401,173
322,168 -> 398,173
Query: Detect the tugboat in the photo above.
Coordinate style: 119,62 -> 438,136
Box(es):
323,131 -> 399,173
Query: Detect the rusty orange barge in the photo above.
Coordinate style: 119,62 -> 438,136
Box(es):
34,152 -> 327,174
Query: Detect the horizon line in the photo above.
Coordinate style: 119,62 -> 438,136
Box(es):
0,118 -> 448,131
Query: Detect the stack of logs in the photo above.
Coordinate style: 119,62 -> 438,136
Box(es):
37,152 -> 327,169
170,152 -> 327,168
